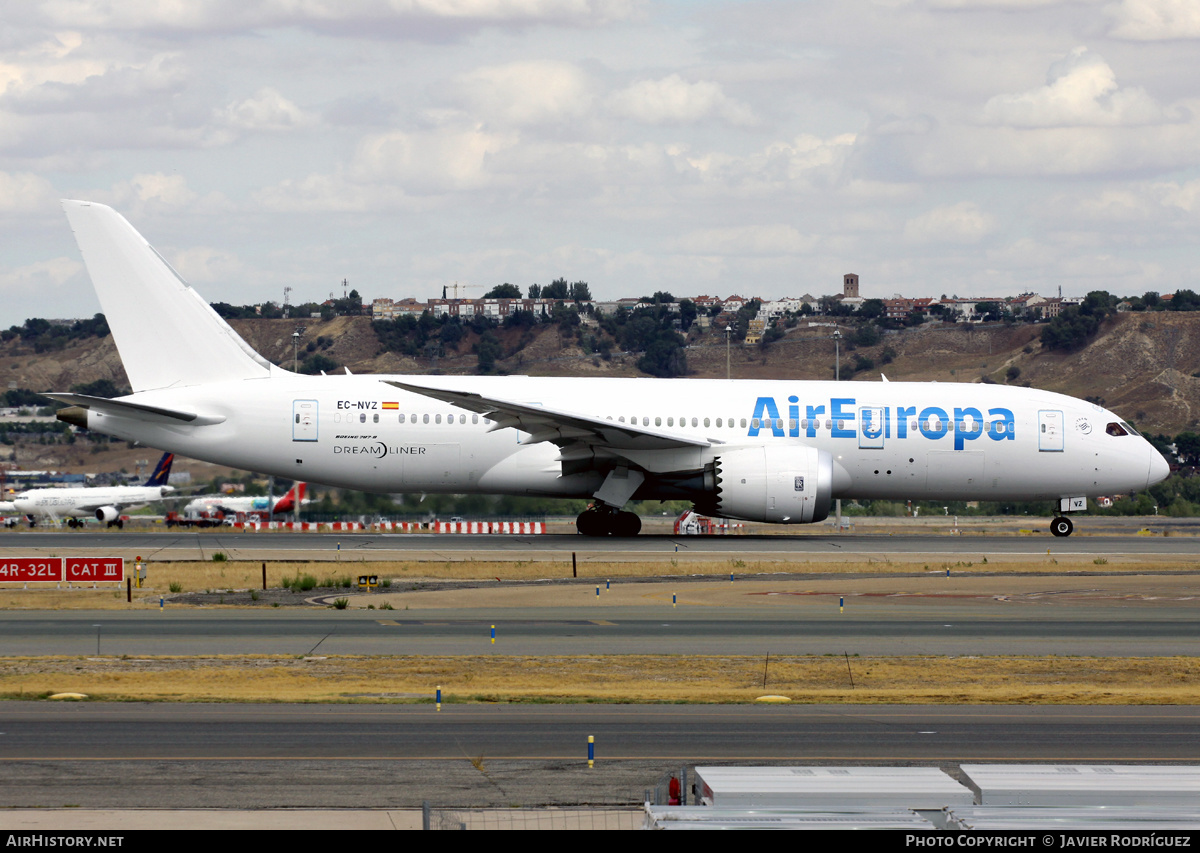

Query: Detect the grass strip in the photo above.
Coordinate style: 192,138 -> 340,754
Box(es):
3,654 -> 1198,705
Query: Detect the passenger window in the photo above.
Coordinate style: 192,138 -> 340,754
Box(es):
703,418 -> 709,428
472,415 -> 478,424
423,414 -> 429,424
667,417 -> 674,427
359,413 -> 366,423
716,418 -> 722,427
399,414 -> 405,423
436,414 -> 442,424
373,413 -> 379,423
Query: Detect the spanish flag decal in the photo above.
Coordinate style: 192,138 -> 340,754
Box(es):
382,401 -> 399,410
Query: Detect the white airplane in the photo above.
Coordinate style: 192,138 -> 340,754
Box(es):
47,201 -> 1170,537
0,451 -> 175,528
181,482 -> 307,520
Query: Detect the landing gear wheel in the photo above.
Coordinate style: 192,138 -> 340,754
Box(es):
576,508 -> 641,536
1050,516 -> 1073,537
576,509 -> 609,536
613,511 -> 641,537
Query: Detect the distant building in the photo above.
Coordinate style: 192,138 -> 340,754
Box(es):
843,273 -> 859,299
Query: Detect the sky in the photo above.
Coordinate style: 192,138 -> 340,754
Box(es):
1,0 -> 1199,327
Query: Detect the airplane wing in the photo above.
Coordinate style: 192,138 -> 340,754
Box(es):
384,380 -> 714,452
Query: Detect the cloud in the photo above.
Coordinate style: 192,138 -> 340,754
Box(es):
164,246 -> 243,283
349,125 -> 518,192
0,257 -> 83,294
1108,0 -> 1200,41
607,74 -> 755,126
983,47 -> 1166,127
904,202 -> 994,243
27,0 -> 640,36
1153,179 -> 1200,212
928,0 -> 1101,7
448,61 -> 592,126
111,173 -> 198,208
671,224 -> 817,256
0,172 -> 59,214
218,88 -> 317,132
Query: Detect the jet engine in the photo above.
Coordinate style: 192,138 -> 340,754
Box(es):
95,506 -> 120,523
698,445 -> 834,524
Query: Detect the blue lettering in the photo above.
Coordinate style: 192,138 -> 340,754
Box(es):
749,397 -> 783,437
805,405 -> 825,438
788,396 -> 800,437
954,407 -> 983,450
919,406 -> 949,440
897,406 -> 915,439
831,398 -> 856,439
988,407 -> 1016,441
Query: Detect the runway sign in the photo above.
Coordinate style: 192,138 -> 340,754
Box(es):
0,558 -> 125,583
65,558 -> 124,583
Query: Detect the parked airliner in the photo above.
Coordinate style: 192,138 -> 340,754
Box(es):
0,451 -> 174,528
181,482 -> 307,520
47,201 -> 1170,536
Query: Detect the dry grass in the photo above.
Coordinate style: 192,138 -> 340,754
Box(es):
1,556 -> 1196,611
3,654 -> 1199,704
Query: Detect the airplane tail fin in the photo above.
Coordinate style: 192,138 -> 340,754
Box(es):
142,452 -> 174,487
61,201 -> 275,392
272,482 -> 306,513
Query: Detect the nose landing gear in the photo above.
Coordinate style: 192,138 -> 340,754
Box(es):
1050,516 -> 1074,537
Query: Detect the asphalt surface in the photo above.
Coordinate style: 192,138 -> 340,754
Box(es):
4,599 -> 1200,655
3,703 -> 1199,808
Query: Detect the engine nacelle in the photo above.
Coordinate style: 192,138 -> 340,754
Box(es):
95,506 -> 120,523
707,445 -> 833,524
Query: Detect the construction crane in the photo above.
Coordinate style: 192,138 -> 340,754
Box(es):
442,282 -> 483,300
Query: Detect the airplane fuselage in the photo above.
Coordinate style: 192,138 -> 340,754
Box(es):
82,374 -> 1163,509
11,485 -> 173,519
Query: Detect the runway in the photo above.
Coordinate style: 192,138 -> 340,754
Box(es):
2,703 -> 1198,808
2,529 -> 1199,562
3,598 -> 1200,655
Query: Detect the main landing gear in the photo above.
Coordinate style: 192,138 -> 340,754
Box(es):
576,506 -> 642,537
1050,516 -> 1074,537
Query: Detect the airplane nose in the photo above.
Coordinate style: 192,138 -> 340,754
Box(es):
1148,448 -> 1170,487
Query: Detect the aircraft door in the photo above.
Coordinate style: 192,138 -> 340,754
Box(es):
859,406 -> 885,449
293,399 -> 318,442
1038,410 -> 1063,452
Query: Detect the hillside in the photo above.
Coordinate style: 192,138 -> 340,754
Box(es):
2,311 -> 1197,479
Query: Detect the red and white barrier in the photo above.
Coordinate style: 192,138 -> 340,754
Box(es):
232,519 -> 543,534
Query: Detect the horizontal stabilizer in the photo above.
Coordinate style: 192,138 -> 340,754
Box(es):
43,393 -> 226,427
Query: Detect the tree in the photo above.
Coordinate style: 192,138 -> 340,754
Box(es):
1175,433 -> 1200,466
484,283 -> 521,299
541,278 -> 570,299
568,280 -> 592,301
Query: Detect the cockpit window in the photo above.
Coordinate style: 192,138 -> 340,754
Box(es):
1121,421 -> 1141,437
1106,422 -> 1128,437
